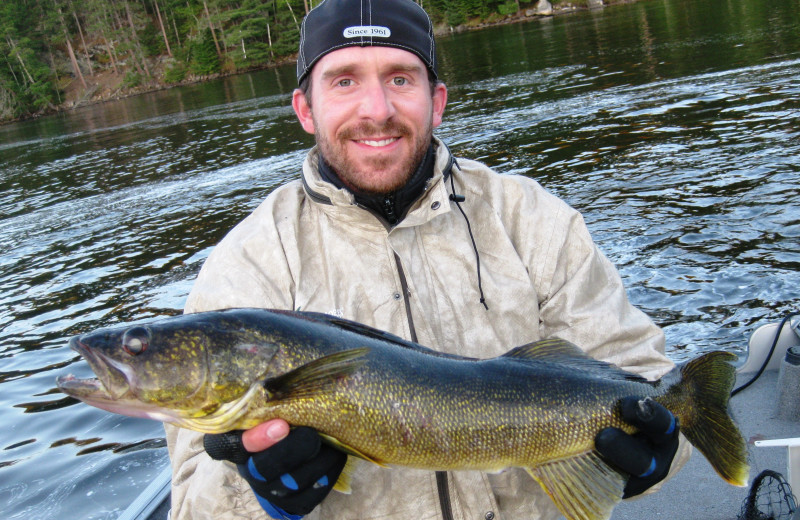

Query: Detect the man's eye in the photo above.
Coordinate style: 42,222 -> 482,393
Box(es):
338,79 -> 352,87
393,77 -> 407,86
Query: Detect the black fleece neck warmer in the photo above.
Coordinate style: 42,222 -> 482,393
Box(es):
318,143 -> 436,226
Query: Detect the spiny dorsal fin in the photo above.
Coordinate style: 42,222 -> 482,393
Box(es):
263,347 -> 369,401
300,312 -> 466,359
526,451 -> 626,520
503,338 -> 648,383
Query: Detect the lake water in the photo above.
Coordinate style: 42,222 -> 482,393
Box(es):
1,0 -> 798,517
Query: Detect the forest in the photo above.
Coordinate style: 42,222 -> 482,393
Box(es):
1,0 -> 561,121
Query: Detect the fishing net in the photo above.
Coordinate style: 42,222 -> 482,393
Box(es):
738,469 -> 798,520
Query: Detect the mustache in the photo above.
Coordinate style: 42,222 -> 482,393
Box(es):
338,120 -> 412,141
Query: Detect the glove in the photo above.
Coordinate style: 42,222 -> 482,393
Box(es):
595,396 -> 680,498
204,426 -> 347,519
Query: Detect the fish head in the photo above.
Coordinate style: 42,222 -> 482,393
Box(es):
57,311 -> 282,430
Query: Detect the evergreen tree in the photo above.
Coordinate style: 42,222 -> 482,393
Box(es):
190,27 -> 220,75
0,0 -> 544,121
0,0 -> 58,118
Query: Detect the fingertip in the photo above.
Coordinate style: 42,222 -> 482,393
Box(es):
242,420 -> 290,452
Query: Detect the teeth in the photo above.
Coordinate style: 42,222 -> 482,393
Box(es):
359,138 -> 397,147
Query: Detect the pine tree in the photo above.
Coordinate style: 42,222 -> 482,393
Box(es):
190,27 -> 220,74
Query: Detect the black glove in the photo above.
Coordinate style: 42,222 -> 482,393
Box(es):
595,396 -> 680,498
204,426 -> 347,519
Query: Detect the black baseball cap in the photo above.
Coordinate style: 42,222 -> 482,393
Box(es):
296,0 -> 438,85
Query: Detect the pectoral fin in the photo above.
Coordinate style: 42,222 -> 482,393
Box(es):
526,451 -> 626,520
262,347 -> 369,401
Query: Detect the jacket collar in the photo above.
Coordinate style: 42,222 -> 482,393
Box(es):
301,137 -> 457,229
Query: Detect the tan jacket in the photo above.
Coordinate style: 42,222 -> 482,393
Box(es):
167,138 -> 689,520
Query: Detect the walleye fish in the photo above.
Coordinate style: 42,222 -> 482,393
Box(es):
57,308 -> 749,520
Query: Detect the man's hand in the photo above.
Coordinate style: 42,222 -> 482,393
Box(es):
595,397 -> 680,498
204,420 -> 347,519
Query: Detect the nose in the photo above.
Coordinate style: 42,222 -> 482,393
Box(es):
357,79 -> 396,124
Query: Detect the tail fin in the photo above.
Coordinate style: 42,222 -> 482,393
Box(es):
660,351 -> 749,487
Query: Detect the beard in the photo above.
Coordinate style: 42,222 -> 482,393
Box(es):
313,115 -> 433,195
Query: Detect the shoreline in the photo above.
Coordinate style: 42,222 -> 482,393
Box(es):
4,1 -> 626,125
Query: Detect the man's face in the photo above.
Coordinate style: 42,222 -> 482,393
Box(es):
292,46 -> 447,194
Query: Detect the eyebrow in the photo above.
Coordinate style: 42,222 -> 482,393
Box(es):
320,62 -> 426,82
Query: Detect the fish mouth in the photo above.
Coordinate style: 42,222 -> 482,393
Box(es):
56,373 -> 107,397
58,336 -> 134,402
57,337 -> 189,422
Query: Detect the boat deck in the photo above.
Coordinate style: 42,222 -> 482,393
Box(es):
613,369 -> 798,519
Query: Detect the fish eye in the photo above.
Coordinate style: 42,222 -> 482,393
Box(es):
122,327 -> 150,356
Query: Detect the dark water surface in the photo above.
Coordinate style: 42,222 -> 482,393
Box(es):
1,0 -> 798,517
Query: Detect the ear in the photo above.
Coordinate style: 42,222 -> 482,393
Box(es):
431,82 -> 447,129
292,88 -> 316,134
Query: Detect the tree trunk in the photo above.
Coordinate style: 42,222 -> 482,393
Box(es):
213,4 -> 228,53
203,1 -> 222,56
65,39 -> 87,88
45,44 -> 64,103
108,0 -> 138,74
3,45 -> 22,86
99,2 -> 121,74
68,0 -> 93,76
171,14 -> 181,46
267,20 -> 274,59
284,0 -> 299,32
153,0 -> 172,57
6,37 -> 36,85
54,0 -> 88,89
124,0 -> 152,78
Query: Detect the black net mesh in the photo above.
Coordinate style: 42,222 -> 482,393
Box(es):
738,470 -> 798,520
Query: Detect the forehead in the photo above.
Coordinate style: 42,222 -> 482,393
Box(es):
311,46 -> 428,81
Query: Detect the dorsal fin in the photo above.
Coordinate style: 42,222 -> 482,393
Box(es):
300,311 -> 475,360
502,338 -> 648,383
502,338 -> 592,361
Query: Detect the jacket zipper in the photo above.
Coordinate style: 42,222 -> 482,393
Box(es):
393,253 -> 418,343
393,253 -> 454,520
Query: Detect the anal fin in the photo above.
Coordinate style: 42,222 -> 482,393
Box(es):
332,456 -> 360,494
526,451 -> 626,520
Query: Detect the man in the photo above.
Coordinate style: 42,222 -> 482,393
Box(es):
166,0 -> 690,518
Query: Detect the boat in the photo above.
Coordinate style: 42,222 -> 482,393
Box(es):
615,314 -> 800,520
124,314 -> 800,520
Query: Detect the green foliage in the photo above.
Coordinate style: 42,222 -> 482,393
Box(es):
123,70 -> 142,88
189,28 -> 221,75
498,1 -> 519,15
0,1 -> 59,118
445,10 -> 466,26
141,22 -> 165,57
0,0 -> 548,120
164,61 -> 187,83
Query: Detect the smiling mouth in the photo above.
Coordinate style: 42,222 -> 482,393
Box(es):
357,137 -> 399,147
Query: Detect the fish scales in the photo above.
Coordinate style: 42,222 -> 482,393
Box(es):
273,350 -> 627,470
57,308 -> 749,520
